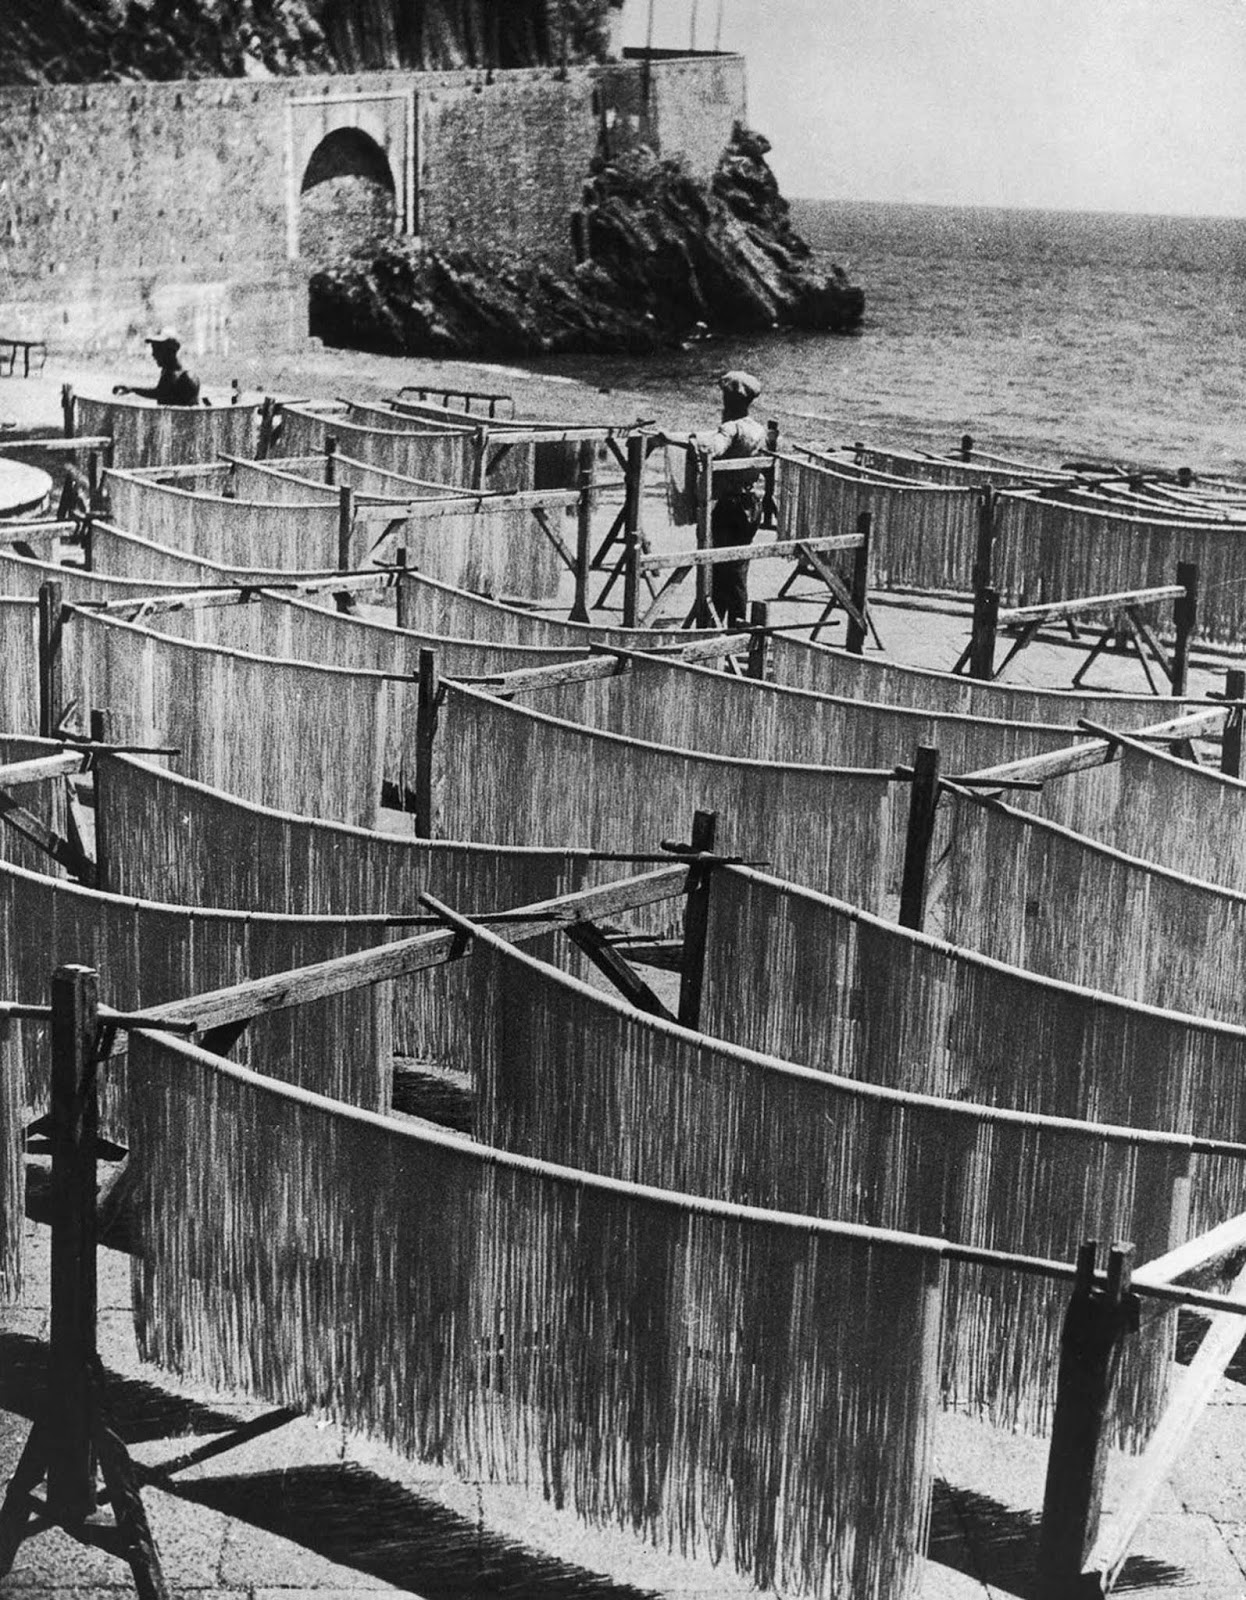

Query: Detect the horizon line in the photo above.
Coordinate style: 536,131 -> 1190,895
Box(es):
787,195 -> 1246,224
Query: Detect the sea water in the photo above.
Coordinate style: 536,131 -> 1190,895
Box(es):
527,199 -> 1246,476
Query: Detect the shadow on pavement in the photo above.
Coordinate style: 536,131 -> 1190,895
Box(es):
928,1480 -> 1187,1597
0,1329 -> 1198,1599
179,1461 -> 664,1599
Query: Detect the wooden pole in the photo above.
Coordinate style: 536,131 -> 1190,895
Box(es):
46,965 -> 99,1524
969,585 -> 1000,681
324,437 -> 338,486
746,601 -> 769,679
257,395 -> 276,459
967,485 -> 998,679
898,745 -> 941,931
337,484 -> 356,572
472,425 -> 488,491
1223,669 -> 1245,779
89,710 -> 111,894
0,962 -> 171,1596
763,419 -> 780,529
622,433 -> 645,629
972,483 -> 996,592
643,0 -> 655,106
414,648 -> 440,837
1170,561 -> 1198,696
1036,1241 -> 1139,1599
845,509 -> 872,655
61,384 -> 75,439
694,446 -> 713,627
570,439 -> 595,623
38,580 -> 64,739
395,547 -> 412,632
677,810 -> 718,1029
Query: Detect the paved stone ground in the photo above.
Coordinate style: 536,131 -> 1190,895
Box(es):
6,1211 -> 1246,1599
3,347 -> 1246,1598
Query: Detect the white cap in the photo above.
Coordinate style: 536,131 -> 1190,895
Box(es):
720,370 -> 760,403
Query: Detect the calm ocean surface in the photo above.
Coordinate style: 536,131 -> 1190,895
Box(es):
526,199 -> 1246,476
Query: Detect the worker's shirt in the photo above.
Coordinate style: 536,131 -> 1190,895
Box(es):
702,415 -> 768,501
154,366 -> 201,406
706,415 -> 768,461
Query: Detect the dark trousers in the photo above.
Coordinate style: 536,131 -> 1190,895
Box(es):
710,495 -> 761,625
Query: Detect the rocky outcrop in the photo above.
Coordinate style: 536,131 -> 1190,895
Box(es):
309,125 -> 864,357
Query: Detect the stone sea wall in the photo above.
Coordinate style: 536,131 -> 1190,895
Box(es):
0,52 -> 746,355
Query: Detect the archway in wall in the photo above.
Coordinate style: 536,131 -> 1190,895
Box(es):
298,128 -> 398,269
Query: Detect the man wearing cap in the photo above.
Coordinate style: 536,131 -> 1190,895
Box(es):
692,370 -> 769,626
113,330 -> 202,406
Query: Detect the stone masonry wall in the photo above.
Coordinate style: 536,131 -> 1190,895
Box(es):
0,53 -> 746,356
417,74 -> 598,268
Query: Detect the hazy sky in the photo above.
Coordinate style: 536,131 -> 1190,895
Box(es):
618,0 -> 1246,216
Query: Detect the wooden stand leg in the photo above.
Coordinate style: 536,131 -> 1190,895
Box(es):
394,549 -> 412,632
845,511 -> 872,655
414,649 -> 440,835
0,1426 -> 51,1573
746,602 -> 769,680
694,448 -> 713,630
677,811 -> 718,1030
1222,669 -> 1245,779
899,746 -> 941,932
570,440 -> 594,624
1170,561 -> 1198,696
38,580 -> 64,739
94,1410 -> 171,1600
968,585 -> 999,680
1036,1242 -> 1139,1600
0,966 -> 169,1598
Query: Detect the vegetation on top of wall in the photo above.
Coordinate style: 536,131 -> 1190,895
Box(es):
0,0 -> 620,82
309,125 -> 865,357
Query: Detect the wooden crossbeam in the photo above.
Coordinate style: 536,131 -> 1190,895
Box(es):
477,426 -> 630,446
87,570 -> 391,619
0,753 -> 86,789
130,868 -> 689,1034
998,584 -> 1184,626
964,706 -> 1226,786
466,652 -> 623,699
0,436 -> 112,453
1133,1210 -> 1246,1290
639,531 -> 863,573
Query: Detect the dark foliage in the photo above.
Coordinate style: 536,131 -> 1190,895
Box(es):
0,0 -> 618,83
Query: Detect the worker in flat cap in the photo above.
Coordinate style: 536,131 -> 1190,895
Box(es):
691,370 -> 769,625
113,329 -> 202,406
